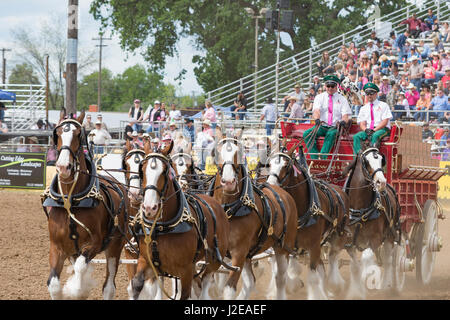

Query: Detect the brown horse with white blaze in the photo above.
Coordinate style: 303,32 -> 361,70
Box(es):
342,145 -> 401,298
42,109 -> 129,299
210,137 -> 298,300
266,141 -> 350,299
130,139 -> 231,300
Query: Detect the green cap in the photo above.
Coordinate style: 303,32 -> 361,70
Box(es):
363,82 -> 380,93
323,75 -> 341,85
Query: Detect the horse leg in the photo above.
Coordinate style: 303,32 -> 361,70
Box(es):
327,243 -> 345,296
236,259 -> 256,300
265,255 -> 277,299
272,249 -> 289,300
102,239 -> 124,300
47,242 -> 67,300
131,256 -> 150,300
223,252 -> 246,300
62,252 -> 97,299
381,240 -> 395,292
179,268 -> 194,300
125,250 -> 138,299
306,245 -> 328,300
286,255 -> 304,295
345,247 -> 366,300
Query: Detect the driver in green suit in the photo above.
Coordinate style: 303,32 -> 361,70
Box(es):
353,82 -> 392,155
303,75 -> 352,159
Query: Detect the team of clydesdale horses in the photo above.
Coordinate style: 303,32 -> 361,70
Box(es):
41,110 -> 401,300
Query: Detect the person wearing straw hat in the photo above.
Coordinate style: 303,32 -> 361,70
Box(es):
202,118 -> 214,137
282,83 -> 305,112
131,130 -> 143,149
303,74 -> 352,160
353,83 -> 392,155
405,83 -> 420,118
409,55 -> 423,91
260,96 -> 278,136
287,95 -> 304,122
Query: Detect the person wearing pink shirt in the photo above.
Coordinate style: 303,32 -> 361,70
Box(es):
405,83 -> 420,118
202,101 -> 217,129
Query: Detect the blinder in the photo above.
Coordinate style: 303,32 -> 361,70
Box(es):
268,152 -> 293,186
139,153 -> 172,198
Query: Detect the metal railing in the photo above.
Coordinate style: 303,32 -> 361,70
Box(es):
205,0 -> 450,111
0,83 -> 46,131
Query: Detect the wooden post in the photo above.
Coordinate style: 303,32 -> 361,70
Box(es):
66,0 -> 78,115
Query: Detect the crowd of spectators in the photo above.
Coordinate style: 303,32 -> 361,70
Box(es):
76,10 -> 450,161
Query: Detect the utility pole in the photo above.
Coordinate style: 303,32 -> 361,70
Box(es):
92,33 -> 111,113
275,3 -> 281,112
45,54 -> 49,128
66,0 -> 78,115
245,8 -> 268,109
1,48 -> 12,87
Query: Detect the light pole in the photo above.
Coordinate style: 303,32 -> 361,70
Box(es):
245,7 -> 268,109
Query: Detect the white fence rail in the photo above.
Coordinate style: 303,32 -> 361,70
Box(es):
1,83 -> 46,131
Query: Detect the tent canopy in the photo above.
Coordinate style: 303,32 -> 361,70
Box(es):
0,90 -> 16,102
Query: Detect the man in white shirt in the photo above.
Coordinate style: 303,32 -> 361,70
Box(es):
168,103 -> 182,122
303,74 -> 352,159
90,121 -> 112,155
259,96 -> 278,136
353,82 -> 393,155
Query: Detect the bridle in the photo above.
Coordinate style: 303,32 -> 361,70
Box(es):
140,153 -> 173,201
217,138 -> 243,177
53,119 -> 85,181
268,152 -> 294,186
360,147 -> 386,183
123,149 -> 146,185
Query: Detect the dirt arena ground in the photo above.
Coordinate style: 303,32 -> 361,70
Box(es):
1,188 -> 449,300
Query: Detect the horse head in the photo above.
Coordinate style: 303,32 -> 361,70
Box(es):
122,140 -> 145,202
216,138 -> 243,194
171,149 -> 194,190
267,139 -> 297,186
54,109 -> 85,180
141,139 -> 174,219
360,145 -> 387,192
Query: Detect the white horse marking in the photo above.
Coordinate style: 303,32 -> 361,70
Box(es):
143,157 -> 164,216
267,156 -> 288,186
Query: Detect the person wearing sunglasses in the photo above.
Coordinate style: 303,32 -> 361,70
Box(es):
353,82 -> 393,155
303,74 -> 352,159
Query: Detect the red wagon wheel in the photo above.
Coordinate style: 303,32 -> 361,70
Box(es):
415,200 -> 442,285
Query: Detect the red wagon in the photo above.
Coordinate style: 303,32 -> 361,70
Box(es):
279,119 -> 445,287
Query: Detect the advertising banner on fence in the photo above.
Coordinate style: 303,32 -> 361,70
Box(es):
0,152 -> 47,189
439,161 -> 450,199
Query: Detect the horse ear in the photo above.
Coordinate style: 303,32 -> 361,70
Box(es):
58,108 -> 66,124
77,110 -> 85,124
125,139 -> 132,151
266,137 -> 272,155
287,141 -> 298,157
144,138 -> 151,155
161,140 -> 174,156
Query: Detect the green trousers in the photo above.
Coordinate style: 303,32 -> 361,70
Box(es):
303,125 -> 337,160
353,127 -> 390,155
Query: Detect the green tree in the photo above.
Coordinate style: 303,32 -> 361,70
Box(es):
77,69 -> 117,111
8,63 -> 41,84
90,0 -> 407,93
11,14 -> 97,109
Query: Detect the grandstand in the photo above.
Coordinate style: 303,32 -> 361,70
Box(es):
205,0 -> 450,113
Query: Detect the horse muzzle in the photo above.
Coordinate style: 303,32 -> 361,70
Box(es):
221,177 -> 237,192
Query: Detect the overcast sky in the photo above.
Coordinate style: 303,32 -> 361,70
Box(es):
0,0 -> 203,96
